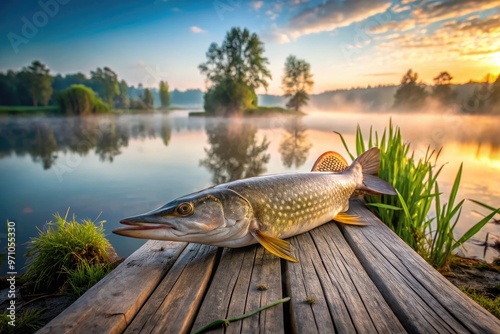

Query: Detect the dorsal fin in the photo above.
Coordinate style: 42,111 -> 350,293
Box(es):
311,151 -> 348,172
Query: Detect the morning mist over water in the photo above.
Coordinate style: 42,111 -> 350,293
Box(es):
0,110 -> 498,275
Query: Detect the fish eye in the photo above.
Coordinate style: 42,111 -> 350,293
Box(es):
175,202 -> 194,216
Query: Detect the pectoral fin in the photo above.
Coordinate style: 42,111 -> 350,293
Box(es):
252,230 -> 298,263
334,211 -> 369,226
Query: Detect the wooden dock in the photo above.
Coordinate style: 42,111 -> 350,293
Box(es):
38,201 -> 500,333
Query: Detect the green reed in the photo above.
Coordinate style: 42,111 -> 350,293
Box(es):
337,121 -> 499,269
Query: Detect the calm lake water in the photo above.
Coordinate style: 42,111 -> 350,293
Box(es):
1,110 -> 499,273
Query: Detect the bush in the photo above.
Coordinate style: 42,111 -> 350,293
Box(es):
204,79 -> 257,115
23,211 -> 114,293
56,84 -> 110,115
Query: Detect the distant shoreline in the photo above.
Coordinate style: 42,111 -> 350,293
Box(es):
0,105 -> 192,116
189,106 -> 305,117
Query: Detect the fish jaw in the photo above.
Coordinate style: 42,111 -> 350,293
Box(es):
113,211 -> 177,239
113,188 -> 255,245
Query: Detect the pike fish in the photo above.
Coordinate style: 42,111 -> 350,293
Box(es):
113,147 -> 396,262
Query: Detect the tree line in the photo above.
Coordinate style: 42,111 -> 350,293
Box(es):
394,69 -> 500,114
0,27 -> 315,115
0,61 -> 171,114
2,26 -> 498,115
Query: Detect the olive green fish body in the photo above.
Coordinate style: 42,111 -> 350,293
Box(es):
114,147 -> 396,262
220,170 -> 358,242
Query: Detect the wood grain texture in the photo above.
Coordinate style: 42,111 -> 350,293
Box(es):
341,200 -> 500,334
37,241 -> 187,334
286,223 -> 405,334
38,200 -> 500,334
124,243 -> 218,334
191,245 -> 285,334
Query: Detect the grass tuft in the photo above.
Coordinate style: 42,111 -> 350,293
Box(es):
0,308 -> 44,333
460,287 -> 500,319
63,262 -> 113,300
23,210 -> 114,293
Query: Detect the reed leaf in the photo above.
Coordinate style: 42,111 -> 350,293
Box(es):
337,121 -> 499,269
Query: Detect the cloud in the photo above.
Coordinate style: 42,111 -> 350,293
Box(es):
442,15 -> 500,34
370,19 -> 416,34
266,10 -> 278,20
374,0 -> 500,35
251,1 -> 264,11
283,0 -> 392,40
391,4 -> 412,13
413,0 -> 500,24
376,14 -> 500,64
190,26 -> 206,34
261,25 -> 292,44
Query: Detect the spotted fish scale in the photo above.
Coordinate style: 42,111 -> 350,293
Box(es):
221,172 -> 356,239
114,147 -> 396,262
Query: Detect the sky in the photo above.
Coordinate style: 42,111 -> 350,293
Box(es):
1,0 -> 499,95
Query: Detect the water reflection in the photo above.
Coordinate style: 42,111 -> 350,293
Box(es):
0,120 -> 59,169
279,117 -> 312,169
95,122 -> 129,162
161,118 -> 172,146
200,121 -> 270,184
0,116 -> 166,168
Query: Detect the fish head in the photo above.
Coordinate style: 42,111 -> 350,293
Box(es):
113,187 -> 254,245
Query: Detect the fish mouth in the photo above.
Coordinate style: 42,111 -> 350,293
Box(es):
112,215 -> 173,235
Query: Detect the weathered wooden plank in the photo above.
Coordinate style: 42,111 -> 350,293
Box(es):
341,200 -> 500,334
286,223 -> 405,333
310,223 -> 406,333
37,240 -> 187,334
191,245 -> 285,334
124,243 -> 218,334
240,247 -> 284,334
286,232 -> 343,333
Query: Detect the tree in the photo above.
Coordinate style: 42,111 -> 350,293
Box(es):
199,27 -> 271,114
489,74 -> 500,112
115,80 -> 130,109
393,69 -> 428,110
281,55 -> 314,111
24,60 -> 53,106
203,78 -> 257,115
432,71 -> 456,104
56,85 -> 109,115
90,67 -> 119,107
52,73 -> 87,92
142,88 -> 154,109
159,80 -> 170,109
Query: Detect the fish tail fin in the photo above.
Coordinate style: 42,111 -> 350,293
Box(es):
311,151 -> 348,172
352,147 -> 380,175
351,147 -> 396,195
